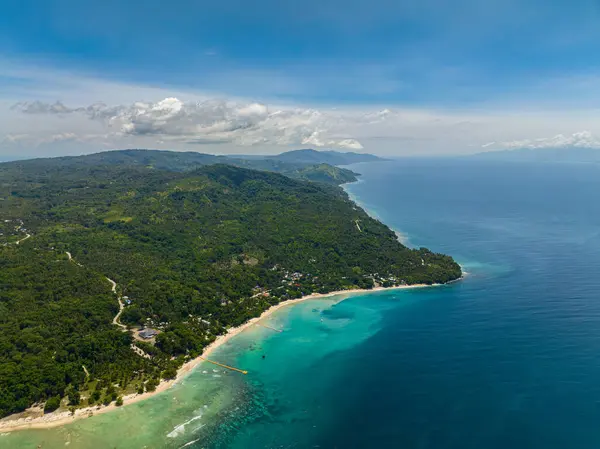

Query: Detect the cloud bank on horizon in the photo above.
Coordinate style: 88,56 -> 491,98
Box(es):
2,0 -> 600,158
483,131 -> 600,150
9,97 -> 364,150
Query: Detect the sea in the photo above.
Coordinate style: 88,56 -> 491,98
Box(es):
3,158 -> 600,448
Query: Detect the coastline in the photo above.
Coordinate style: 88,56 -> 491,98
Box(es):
0,281 -> 454,433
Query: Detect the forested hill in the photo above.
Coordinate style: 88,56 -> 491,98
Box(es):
0,162 -> 460,419
0,149 -> 364,186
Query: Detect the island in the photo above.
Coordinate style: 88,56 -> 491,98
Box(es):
0,149 -> 461,429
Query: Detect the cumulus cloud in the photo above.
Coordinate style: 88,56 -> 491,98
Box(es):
2,133 -> 31,144
332,138 -> 363,149
11,97 -> 365,149
11,100 -> 74,114
483,131 -> 600,150
2,131 -> 112,147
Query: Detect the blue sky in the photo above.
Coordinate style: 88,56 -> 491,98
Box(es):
2,0 -> 600,157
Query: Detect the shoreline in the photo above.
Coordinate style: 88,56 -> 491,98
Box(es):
0,280 -> 458,433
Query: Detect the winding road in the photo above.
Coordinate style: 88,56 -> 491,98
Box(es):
66,251 -> 82,267
15,233 -> 31,245
11,221 -> 31,245
106,277 -> 127,330
66,251 -> 126,330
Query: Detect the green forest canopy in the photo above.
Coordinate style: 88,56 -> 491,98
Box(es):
0,158 -> 461,418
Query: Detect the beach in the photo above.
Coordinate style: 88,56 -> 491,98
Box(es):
0,282 -> 440,433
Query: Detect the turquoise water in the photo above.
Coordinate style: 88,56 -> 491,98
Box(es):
5,158 -> 600,448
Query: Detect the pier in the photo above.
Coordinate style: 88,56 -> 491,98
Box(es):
256,323 -> 283,333
200,357 -> 248,374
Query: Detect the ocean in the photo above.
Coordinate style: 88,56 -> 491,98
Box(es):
3,158 -> 600,448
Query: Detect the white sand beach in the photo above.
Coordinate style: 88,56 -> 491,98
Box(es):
0,281 -> 447,432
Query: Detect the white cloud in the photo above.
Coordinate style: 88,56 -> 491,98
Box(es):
2,131 -> 115,147
45,132 -> 78,143
2,133 -> 30,144
483,131 -> 600,150
336,139 -> 363,149
11,97 -> 367,149
11,101 -> 74,114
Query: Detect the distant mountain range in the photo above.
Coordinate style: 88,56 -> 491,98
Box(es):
0,149 -> 385,185
472,147 -> 600,163
233,148 -> 383,166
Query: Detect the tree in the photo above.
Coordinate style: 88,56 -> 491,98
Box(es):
162,367 -> 178,380
66,386 -> 81,406
145,377 -> 159,392
44,396 -> 61,413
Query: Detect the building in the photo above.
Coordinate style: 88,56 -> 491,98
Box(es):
139,328 -> 159,339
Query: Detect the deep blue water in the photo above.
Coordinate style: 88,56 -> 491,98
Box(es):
217,159 -> 600,448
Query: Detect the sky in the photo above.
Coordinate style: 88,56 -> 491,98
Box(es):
2,0 -> 600,158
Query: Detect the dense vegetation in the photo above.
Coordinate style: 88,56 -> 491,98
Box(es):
0,152 -> 460,418
287,163 -> 359,184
